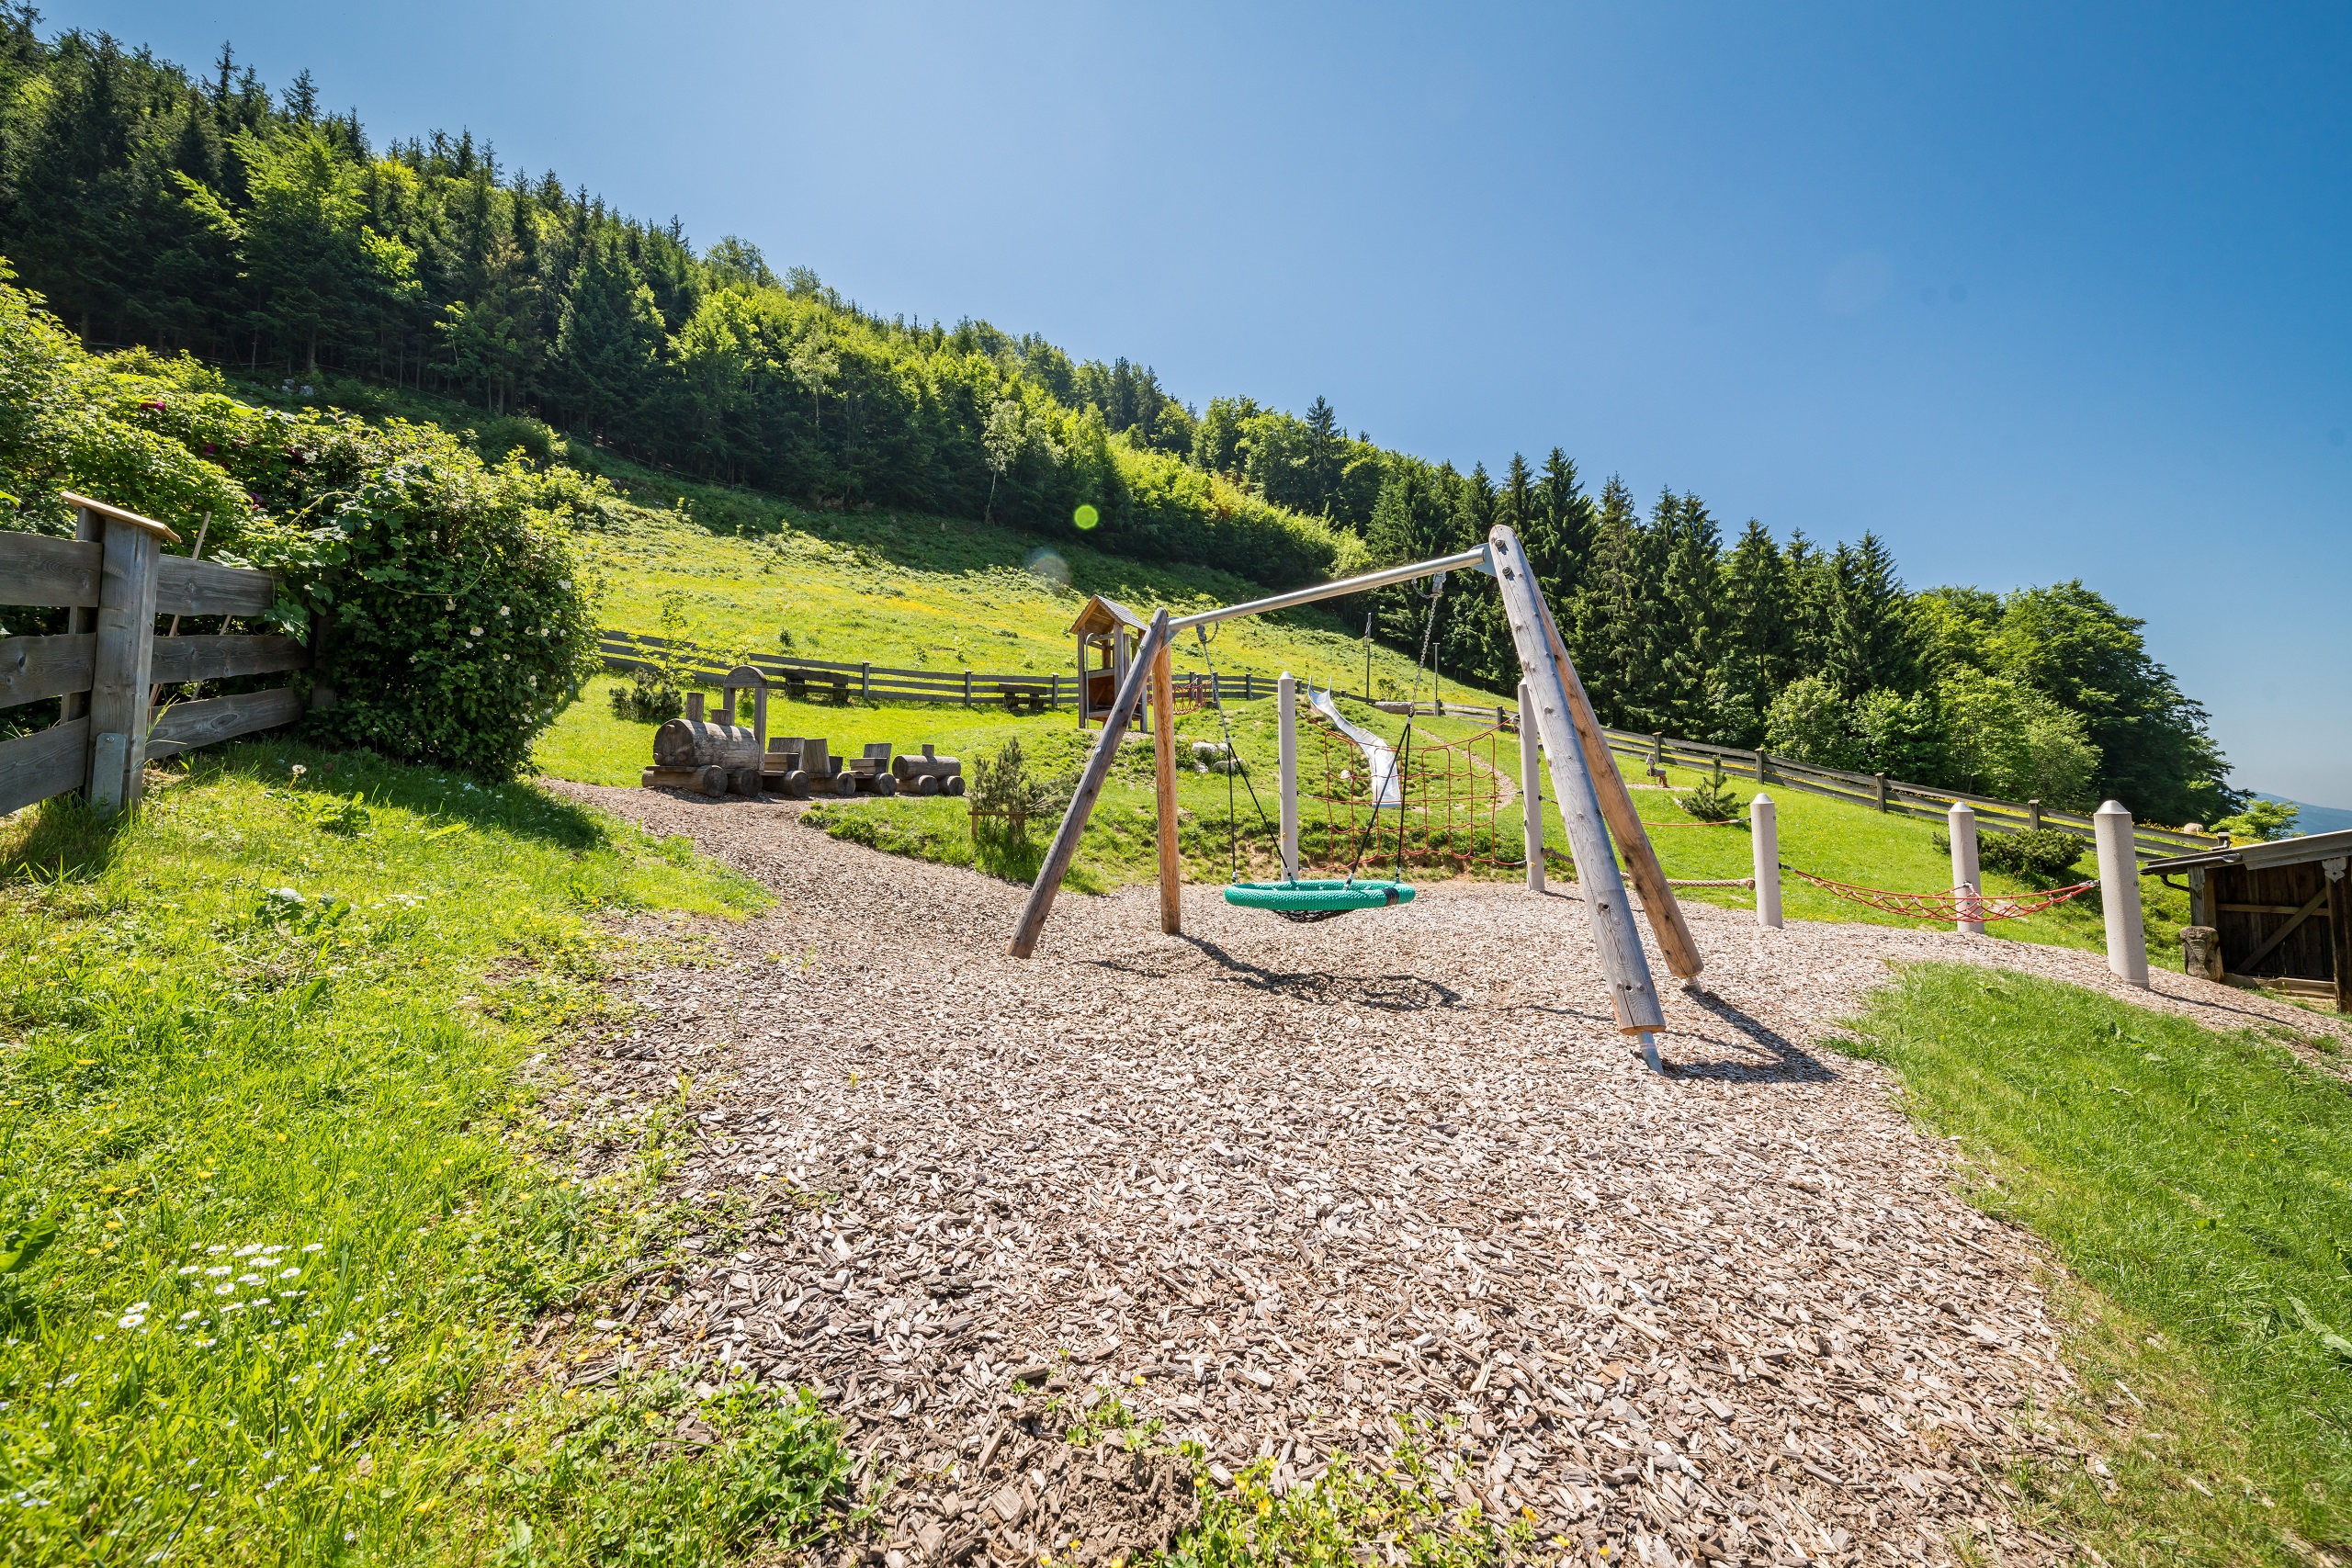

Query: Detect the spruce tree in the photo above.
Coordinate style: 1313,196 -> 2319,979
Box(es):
1783,530 -> 1838,682
1654,491 -> 1722,738
554,229 -> 664,438
1528,447 -> 1590,612
1571,476 -> 1663,728
1826,531 -> 1923,696
1717,520 -> 1792,743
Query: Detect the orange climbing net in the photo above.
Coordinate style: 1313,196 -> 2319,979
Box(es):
1783,866 -> 2100,922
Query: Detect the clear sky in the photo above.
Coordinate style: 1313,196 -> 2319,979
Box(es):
53,1 -> 2352,805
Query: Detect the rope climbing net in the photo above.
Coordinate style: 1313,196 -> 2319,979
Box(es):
1306,717 -> 1555,874
1783,866 -> 2100,923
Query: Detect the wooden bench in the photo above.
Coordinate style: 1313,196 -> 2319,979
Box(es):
996,682 -> 1053,714
784,671 -> 853,705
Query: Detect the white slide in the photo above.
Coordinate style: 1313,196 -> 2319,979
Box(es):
1306,684 -> 1402,808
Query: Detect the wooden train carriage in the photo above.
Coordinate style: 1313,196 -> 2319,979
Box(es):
2147,829 -> 2351,1010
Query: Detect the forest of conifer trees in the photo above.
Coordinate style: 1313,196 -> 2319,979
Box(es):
0,17 -> 2233,822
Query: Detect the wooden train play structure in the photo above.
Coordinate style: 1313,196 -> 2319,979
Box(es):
1006,523 -> 1706,1073
639,663 -> 966,802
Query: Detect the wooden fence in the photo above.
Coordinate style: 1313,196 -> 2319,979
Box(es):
1600,727 -> 2218,863
597,630 -> 1291,713
2,494 -> 311,817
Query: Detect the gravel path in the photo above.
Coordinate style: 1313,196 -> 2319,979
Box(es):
539,784 -> 2347,1568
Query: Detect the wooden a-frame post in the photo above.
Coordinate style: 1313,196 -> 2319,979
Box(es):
1488,524 -> 1672,1068
1531,587 -> 1703,981
1010,608 -> 1171,959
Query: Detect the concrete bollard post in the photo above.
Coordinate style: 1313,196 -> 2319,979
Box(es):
1750,791 -> 1781,929
1276,671 -> 1300,881
2095,799 -> 2150,987
1519,680 -> 1544,893
1948,800 -> 1984,936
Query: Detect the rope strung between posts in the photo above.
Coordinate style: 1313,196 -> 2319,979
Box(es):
1782,865 -> 2099,922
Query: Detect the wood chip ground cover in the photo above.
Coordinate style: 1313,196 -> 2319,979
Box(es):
543,784 -> 2351,1567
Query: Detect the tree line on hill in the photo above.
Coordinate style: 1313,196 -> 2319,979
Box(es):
1355,456 -> 2228,824
0,19 -> 2233,823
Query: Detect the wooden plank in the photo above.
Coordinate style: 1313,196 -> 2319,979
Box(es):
1488,524 -> 1667,1041
0,633 -> 96,708
0,717 -> 88,816
153,555 -> 277,617
149,634 -> 311,684
1152,641 -> 1181,935
2233,886 -> 2331,975
145,686 -> 304,757
2219,902 -> 2328,917
84,516 -> 161,812
1010,610 -> 1170,959
2332,872 -> 2350,1013
1533,582 -> 1702,982
0,532 -> 104,608
59,490 -> 180,541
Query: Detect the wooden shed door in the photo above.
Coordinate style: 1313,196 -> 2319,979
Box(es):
2215,860 -> 2345,1009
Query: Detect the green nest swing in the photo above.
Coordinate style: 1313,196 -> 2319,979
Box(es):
1195,572 -> 1446,925
1224,877 -> 1415,921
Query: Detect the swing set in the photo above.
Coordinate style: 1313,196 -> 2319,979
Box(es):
1007,524 -> 1708,1072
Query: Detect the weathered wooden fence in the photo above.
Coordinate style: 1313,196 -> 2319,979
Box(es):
1,494 -> 311,817
597,630 -> 1290,713
1600,726 -> 2217,863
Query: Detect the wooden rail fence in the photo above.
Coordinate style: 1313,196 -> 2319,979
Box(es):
1600,727 -> 2219,864
2,495 -> 311,817
597,630 -> 1290,714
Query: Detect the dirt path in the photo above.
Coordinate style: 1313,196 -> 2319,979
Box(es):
546,783 -> 2346,1568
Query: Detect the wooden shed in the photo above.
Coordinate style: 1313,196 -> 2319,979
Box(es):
1070,595 -> 1147,728
2145,828 -> 2351,1010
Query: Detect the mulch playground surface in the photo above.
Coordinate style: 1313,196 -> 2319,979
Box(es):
538,782 -> 2349,1567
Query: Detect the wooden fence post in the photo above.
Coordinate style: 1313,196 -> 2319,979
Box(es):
1518,680 -> 1544,893
2095,800 -> 2150,987
1754,748 -> 1767,783
1874,773 -> 1889,812
1948,800 -> 1984,936
1751,792 -> 1782,928
963,670 -> 972,708
860,661 -> 871,704
80,500 -> 176,814
1276,671 -> 1299,881
2027,797 -> 2041,831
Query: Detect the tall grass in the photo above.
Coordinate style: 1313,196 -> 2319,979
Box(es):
0,742 -> 842,1564
1838,964 -> 2352,1563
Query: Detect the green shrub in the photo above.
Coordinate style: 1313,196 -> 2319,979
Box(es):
1982,826 -> 2091,882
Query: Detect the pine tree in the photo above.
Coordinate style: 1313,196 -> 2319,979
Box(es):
1527,447 -> 1590,612
1826,531 -> 1923,696
1304,395 -> 1341,514
554,228 -> 664,437
1571,476 -> 1664,728
1783,530 -> 1838,682
1654,491 -> 1722,737
1716,520 -> 1792,744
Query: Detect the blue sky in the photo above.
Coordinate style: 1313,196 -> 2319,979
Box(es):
57,1 -> 2352,806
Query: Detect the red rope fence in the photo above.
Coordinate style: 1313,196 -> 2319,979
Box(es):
1783,866 -> 2099,923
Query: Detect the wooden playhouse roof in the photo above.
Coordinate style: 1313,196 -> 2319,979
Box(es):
2143,827 -> 2352,874
1069,595 -> 1147,637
